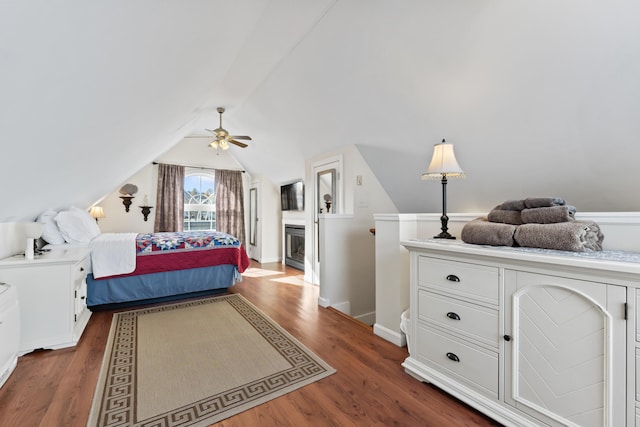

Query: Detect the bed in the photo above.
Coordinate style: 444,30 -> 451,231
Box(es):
85,231 -> 250,309
36,207 -> 249,308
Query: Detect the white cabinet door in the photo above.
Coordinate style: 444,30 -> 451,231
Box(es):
504,270 -> 626,427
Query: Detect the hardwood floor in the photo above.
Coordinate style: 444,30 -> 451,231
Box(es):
0,261 -> 502,426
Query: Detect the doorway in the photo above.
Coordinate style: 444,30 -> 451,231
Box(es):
311,155 -> 342,285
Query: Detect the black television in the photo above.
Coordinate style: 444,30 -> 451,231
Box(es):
280,181 -> 304,211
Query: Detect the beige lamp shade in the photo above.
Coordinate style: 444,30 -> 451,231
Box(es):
23,222 -> 45,239
422,139 -> 465,179
89,206 -> 105,220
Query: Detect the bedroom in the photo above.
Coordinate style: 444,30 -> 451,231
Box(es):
1,1 -> 640,426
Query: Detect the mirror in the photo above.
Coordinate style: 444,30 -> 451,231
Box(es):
317,169 -> 336,214
249,187 -> 257,246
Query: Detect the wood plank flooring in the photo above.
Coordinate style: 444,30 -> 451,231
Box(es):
0,261 -> 502,426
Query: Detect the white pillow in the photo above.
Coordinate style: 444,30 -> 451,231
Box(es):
55,207 -> 101,244
37,209 -> 66,244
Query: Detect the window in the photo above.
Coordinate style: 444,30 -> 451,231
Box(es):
183,171 -> 215,231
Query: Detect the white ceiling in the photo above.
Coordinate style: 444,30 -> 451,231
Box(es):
2,0 -> 640,221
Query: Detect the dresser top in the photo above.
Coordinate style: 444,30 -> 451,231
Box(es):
401,239 -> 640,277
0,246 -> 89,267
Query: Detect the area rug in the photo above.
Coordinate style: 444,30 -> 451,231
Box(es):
87,294 -> 336,427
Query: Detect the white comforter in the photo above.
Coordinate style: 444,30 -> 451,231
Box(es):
90,233 -> 138,279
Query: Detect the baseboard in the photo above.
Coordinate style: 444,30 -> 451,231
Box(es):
259,256 -> 281,264
327,307 -> 372,331
374,323 -> 406,347
331,300 -> 350,315
317,296 -> 330,308
353,311 -> 375,326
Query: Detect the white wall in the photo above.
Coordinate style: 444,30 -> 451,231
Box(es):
96,165 -> 156,234
313,145 -> 397,324
243,0 -> 640,214
250,175 -> 281,264
96,139 -> 250,235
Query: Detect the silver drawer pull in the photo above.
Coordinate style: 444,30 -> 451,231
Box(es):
446,312 -> 461,321
446,352 -> 460,362
446,274 -> 460,282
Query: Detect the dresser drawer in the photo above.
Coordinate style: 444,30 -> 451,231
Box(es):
416,323 -> 498,399
72,258 -> 87,284
418,290 -> 499,348
418,256 -> 499,305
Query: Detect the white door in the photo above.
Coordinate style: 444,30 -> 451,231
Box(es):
248,185 -> 260,262
504,270 -> 626,427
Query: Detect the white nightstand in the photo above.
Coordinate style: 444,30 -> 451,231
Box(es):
0,247 -> 91,354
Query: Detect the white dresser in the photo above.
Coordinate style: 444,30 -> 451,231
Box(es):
402,239 -> 638,427
0,283 -> 19,388
0,247 -> 91,354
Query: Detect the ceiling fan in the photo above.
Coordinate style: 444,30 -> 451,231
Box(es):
202,107 -> 252,150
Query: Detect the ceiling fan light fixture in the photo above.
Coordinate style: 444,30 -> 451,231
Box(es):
202,107 -> 252,150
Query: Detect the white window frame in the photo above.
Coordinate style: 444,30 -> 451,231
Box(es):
183,169 -> 216,231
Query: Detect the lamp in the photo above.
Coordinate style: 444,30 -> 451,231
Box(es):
89,206 -> 105,223
422,139 -> 465,239
209,138 -> 230,150
23,222 -> 44,260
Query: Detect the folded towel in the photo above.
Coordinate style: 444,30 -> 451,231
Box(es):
498,199 -> 526,211
521,205 -> 576,224
488,208 -> 523,225
514,221 -> 604,252
523,197 -> 566,208
461,217 -> 517,247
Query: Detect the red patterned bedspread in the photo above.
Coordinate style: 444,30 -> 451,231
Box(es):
99,231 -> 249,279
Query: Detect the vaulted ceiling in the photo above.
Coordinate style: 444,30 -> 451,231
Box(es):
2,1 -> 640,222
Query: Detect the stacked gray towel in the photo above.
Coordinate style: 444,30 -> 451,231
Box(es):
461,197 -> 604,252
514,221 -> 604,252
487,207 -> 523,225
461,217 -> 518,247
521,205 -> 576,224
487,197 -> 574,225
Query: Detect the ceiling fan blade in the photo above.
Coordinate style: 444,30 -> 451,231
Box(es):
230,135 -> 252,140
229,139 -> 248,148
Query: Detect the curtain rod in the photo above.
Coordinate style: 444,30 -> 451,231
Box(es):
152,162 -> 245,173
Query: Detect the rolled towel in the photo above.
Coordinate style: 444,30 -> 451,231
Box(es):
498,199 -> 526,211
514,221 -> 604,252
521,205 -> 576,224
461,217 -> 517,247
523,197 -> 566,208
488,208 -> 523,225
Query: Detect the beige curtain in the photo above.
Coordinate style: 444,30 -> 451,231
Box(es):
154,163 -> 185,232
215,169 -> 246,246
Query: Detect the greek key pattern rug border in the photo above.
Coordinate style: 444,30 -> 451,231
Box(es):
88,294 -> 335,427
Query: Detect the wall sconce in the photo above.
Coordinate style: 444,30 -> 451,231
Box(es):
422,139 -> 465,239
89,206 -> 105,223
120,195 -> 134,212
140,205 -> 153,221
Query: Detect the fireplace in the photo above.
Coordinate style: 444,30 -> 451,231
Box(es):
284,224 -> 305,271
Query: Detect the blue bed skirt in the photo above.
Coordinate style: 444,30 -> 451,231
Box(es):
86,264 -> 239,308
